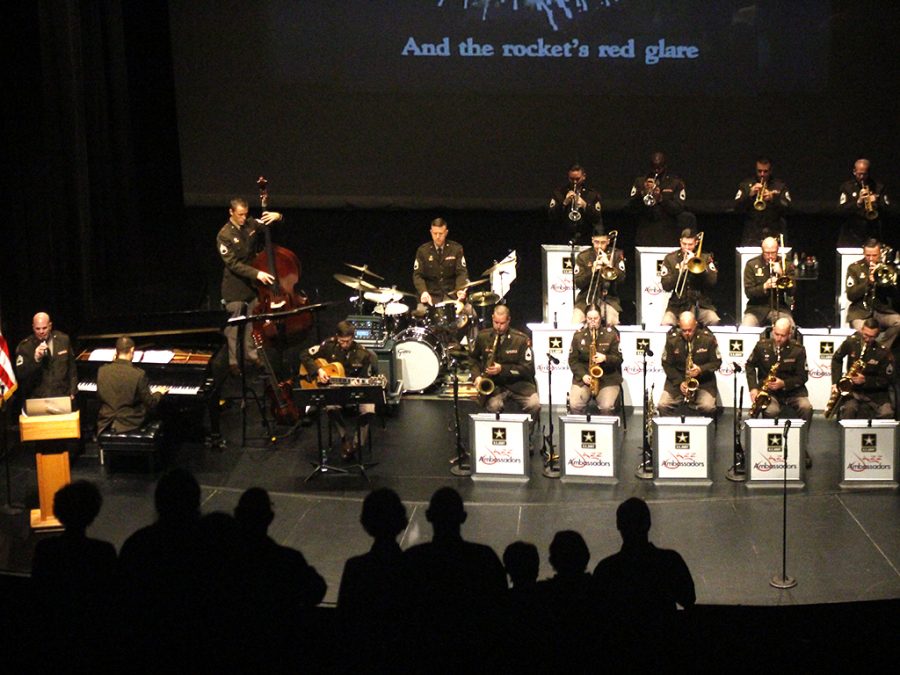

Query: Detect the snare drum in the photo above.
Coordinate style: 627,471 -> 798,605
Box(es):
393,327 -> 445,392
429,300 -> 461,328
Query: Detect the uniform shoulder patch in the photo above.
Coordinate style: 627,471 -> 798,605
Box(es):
307,345 -> 320,356
839,192 -> 847,205
16,354 -> 23,366
219,244 -> 228,255
735,189 -> 743,200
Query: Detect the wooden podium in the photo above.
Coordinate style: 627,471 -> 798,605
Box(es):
19,411 -> 79,530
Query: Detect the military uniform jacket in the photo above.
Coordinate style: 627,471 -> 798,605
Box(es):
14,331 -> 77,399
548,183 -> 602,239
743,254 -> 793,320
568,326 -> 623,385
412,240 -> 468,302
746,339 -> 808,399
661,327 -> 721,397
839,179 -> 891,224
845,258 -> 898,321
96,359 -> 162,434
831,333 -> 894,404
218,217 -> 266,303
734,176 -> 791,244
301,337 -> 378,381
469,328 -> 536,395
628,173 -> 686,246
573,247 -> 625,312
659,249 -> 718,311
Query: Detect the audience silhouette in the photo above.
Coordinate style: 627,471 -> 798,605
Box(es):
503,540 -> 540,590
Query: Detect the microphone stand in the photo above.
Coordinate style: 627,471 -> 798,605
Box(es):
770,419 -> 797,589
635,346 -> 654,480
542,352 -> 560,478
569,239 -> 578,318
726,362 -> 747,481
449,356 -> 471,476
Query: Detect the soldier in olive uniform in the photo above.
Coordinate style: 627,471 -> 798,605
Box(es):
830,319 -> 895,420
217,197 -> 282,373
568,306 -> 622,416
97,336 -> 168,434
15,312 -> 77,401
844,239 -> 900,349
572,228 -> 625,326
658,220 -> 719,326
413,218 -> 469,309
742,236 -> 794,327
300,321 -> 380,460
734,156 -> 792,245
838,159 -> 892,246
628,152 -> 687,247
658,312 -> 721,417
470,305 -> 540,420
548,163 -> 603,243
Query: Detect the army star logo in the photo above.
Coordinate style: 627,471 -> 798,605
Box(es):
862,433 -> 877,451
492,428 -> 506,441
549,337 -> 563,350
636,338 -> 650,354
562,258 -> 573,271
729,339 -> 743,353
820,342 -> 834,357
676,432 -> 689,444
767,433 -> 783,450
581,430 -> 595,444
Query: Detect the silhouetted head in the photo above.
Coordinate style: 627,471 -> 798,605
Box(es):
503,541 -> 540,587
154,468 -> 201,523
548,530 -> 590,576
616,497 -> 652,540
360,488 -> 408,540
53,480 -> 103,532
234,487 -> 275,534
426,487 -> 467,532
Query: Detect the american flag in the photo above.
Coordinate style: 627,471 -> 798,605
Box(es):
0,328 -> 17,401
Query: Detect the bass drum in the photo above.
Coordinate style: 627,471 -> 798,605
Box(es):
393,327 -> 445,393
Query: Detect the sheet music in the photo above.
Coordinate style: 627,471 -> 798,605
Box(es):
491,250 -> 517,299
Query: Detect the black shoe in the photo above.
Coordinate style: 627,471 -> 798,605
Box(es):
340,437 -> 356,461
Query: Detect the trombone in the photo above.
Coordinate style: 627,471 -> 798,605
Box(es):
771,233 -> 795,291
585,230 -> 619,306
674,232 -> 706,298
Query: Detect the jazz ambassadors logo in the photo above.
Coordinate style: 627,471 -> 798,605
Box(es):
753,433 -> 797,472
662,430 -> 704,469
479,426 -> 522,466
847,433 -> 892,473
567,429 -> 610,469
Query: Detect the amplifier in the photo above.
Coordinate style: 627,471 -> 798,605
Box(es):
346,314 -> 387,347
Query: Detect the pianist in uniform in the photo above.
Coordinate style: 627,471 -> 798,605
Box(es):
217,197 -> 282,375
300,321 -> 379,461
15,311 -> 77,401
96,336 -> 168,434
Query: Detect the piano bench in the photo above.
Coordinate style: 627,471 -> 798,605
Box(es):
97,421 -> 163,473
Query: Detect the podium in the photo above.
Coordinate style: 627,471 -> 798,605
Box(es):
469,413 -> 530,481
528,322 -> 577,405
744,418 -> 806,486
836,247 -> 863,326
634,246 -> 671,326
839,420 -> 898,489
19,411 -> 80,529
801,328 -> 854,410
541,244 -> 589,323
559,415 -> 620,483
652,417 -> 713,484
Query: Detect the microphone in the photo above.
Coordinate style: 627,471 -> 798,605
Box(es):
547,353 -> 560,365
644,348 -> 654,358
733,363 -> 743,373
553,312 -> 558,329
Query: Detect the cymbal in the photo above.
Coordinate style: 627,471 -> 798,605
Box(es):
481,260 -> 515,277
343,263 -> 384,280
453,278 -> 488,292
333,273 -> 377,291
469,291 -> 500,307
364,289 -> 403,304
374,286 -> 417,299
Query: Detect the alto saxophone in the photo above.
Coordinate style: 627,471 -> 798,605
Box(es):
749,361 -> 779,418
682,343 -> 699,403
824,345 -> 866,419
588,328 -> 603,396
476,332 -> 499,399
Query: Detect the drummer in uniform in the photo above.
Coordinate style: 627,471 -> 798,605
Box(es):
412,217 -> 474,342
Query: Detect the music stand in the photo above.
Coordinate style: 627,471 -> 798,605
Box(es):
296,384 -> 384,483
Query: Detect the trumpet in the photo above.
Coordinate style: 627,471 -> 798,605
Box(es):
476,333 -> 499,398
585,231 -> 620,306
642,174 -> 659,207
674,232 -> 706,298
567,181 -> 582,222
682,345 -> 699,404
588,329 -> 603,397
753,179 -> 768,211
860,185 -> 879,221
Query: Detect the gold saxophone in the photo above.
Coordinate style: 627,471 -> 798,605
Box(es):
476,332 -> 499,399
824,346 -> 866,419
749,361 -> 780,418
682,343 -> 699,403
588,328 -> 603,396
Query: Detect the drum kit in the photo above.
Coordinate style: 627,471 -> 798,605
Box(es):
333,263 -> 501,392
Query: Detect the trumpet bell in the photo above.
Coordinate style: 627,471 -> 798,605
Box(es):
643,193 -> 656,207
568,210 -> 582,222
864,208 -> 879,221
753,199 -> 767,211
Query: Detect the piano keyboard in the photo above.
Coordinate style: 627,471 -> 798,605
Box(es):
78,382 -> 200,396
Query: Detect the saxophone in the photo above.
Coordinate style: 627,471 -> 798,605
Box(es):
682,342 -> 699,403
824,344 -> 867,419
476,332 -> 500,399
588,328 -> 603,396
749,361 -> 780,418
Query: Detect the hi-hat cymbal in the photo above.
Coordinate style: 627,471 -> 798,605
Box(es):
469,291 -> 500,307
343,263 -> 384,280
333,273 -> 377,291
364,289 -> 403,304
454,278 -> 488,292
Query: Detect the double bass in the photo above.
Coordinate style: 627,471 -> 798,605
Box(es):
252,176 -> 313,341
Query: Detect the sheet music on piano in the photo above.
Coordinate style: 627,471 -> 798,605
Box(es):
86,348 -> 175,364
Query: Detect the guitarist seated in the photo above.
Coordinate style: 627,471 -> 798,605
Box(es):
300,321 -> 380,460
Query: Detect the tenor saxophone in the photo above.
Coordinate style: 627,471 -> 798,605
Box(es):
824,345 -> 866,419
476,332 -> 499,398
749,361 -> 779,418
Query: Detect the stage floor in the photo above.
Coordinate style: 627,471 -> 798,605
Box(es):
2,390 -> 899,608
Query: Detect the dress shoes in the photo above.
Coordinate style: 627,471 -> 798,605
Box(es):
340,437 -> 357,461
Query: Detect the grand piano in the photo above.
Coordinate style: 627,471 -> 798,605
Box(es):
75,310 -> 229,439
